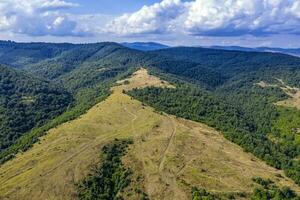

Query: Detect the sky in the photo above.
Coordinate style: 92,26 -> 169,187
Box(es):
0,0 -> 299,47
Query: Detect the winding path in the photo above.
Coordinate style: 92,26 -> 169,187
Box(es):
158,116 -> 177,172
123,106 -> 138,134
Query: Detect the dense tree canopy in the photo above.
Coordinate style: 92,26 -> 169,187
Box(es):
0,65 -> 72,151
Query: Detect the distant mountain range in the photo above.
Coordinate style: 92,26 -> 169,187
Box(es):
122,42 -> 300,57
210,46 -> 300,57
121,42 -> 169,51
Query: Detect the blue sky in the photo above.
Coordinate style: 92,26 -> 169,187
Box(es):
0,0 -> 299,47
68,0 -> 161,14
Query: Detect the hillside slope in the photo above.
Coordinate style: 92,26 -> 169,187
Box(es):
0,69 -> 299,200
0,65 -> 72,151
150,47 -> 300,85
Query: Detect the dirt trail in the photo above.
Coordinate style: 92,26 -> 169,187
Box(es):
124,106 -> 138,134
158,116 -> 177,172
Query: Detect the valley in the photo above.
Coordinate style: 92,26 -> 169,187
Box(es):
0,69 -> 299,199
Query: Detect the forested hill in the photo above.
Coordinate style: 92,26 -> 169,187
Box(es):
0,40 -> 76,68
2,41 -> 300,89
0,65 -> 72,151
150,47 -> 300,87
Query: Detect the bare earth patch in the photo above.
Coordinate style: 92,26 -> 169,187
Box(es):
255,81 -> 278,88
0,69 -> 299,200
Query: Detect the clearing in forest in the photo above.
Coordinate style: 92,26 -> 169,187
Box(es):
256,79 -> 300,110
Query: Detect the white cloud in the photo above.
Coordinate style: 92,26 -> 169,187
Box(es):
106,0 -> 185,35
40,0 -> 79,11
106,0 -> 300,37
0,0 -> 87,37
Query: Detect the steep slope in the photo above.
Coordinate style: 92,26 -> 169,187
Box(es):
0,69 -> 299,200
0,65 -> 72,151
0,43 -> 143,164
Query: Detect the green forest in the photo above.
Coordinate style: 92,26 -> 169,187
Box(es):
0,65 -> 72,151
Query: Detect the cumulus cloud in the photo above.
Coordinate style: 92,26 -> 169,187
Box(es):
39,0 -> 78,11
0,0 -> 88,37
106,0 -> 300,37
106,0 -> 186,35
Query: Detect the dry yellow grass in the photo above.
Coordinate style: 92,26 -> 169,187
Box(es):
275,90 -> 300,110
0,69 -> 299,200
124,116 -> 300,199
115,67 -> 175,92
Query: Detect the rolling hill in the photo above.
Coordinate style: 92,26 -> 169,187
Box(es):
0,41 -> 300,199
0,69 -> 299,200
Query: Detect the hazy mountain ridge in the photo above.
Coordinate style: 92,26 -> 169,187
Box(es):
210,45 -> 300,57
121,42 -> 169,51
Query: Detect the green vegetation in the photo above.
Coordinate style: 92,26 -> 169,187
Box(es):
77,139 -> 133,200
150,47 -> 300,86
251,177 -> 299,200
192,187 -> 219,200
191,177 -> 300,200
0,40 -> 75,68
0,65 -> 72,152
272,107 -> 300,146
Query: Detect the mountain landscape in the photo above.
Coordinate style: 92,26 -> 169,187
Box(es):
0,41 -> 300,200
